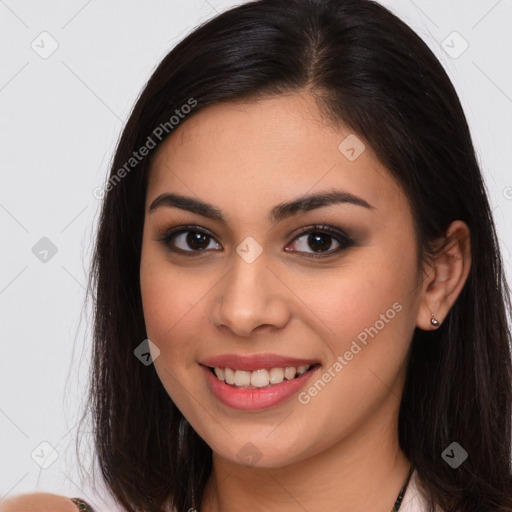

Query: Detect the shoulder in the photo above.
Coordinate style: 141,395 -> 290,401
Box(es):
0,493 -> 81,512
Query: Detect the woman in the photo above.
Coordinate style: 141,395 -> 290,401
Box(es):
3,0 -> 511,511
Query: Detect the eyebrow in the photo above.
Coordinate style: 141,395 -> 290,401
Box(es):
148,189 -> 374,223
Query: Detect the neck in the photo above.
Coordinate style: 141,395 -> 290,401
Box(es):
200,396 -> 411,512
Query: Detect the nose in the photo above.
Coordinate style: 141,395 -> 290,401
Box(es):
211,250 -> 290,338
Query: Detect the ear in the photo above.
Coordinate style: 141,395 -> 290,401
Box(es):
416,220 -> 471,331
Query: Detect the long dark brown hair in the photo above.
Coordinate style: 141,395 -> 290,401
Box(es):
79,0 -> 512,510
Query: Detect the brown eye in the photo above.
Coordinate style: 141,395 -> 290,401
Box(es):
286,225 -> 354,257
158,226 -> 221,255
181,231 -> 211,250
157,223 -> 354,259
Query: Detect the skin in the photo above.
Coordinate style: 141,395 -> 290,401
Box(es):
0,493 -> 79,511
139,91 -> 471,512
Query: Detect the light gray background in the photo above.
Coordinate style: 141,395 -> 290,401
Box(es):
1,1 -> 511,511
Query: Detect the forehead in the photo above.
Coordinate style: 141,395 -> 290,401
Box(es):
147,92 -> 410,224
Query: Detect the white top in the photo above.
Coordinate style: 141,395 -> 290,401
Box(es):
400,469 -> 444,512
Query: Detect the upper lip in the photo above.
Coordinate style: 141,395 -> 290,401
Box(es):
199,353 -> 320,371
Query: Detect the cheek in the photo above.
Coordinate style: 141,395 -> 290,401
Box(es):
140,249 -> 224,377
288,245 -> 418,442
301,246 -> 417,352
139,254 -> 204,416
140,244 -> 193,352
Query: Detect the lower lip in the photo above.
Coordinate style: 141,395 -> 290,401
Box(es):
201,364 -> 320,411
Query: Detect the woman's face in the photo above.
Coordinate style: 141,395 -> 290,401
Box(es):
140,91 -> 425,467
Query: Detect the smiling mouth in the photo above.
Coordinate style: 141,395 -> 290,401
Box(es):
207,364 -> 321,389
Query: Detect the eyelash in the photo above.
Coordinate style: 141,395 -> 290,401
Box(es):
156,224 -> 355,259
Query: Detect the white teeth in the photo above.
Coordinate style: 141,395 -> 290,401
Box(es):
251,369 -> 270,388
269,367 -> 284,384
224,367 -> 235,385
297,365 -> 309,376
284,366 -> 296,380
212,365 -> 313,388
234,370 -> 251,387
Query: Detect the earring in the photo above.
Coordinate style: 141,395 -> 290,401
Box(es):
430,313 -> 440,329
